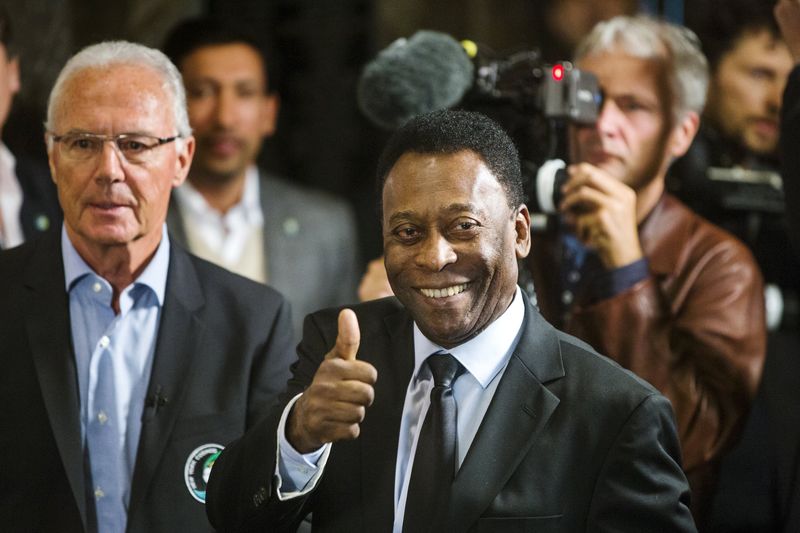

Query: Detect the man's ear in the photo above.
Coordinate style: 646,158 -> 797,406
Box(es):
172,135 -> 196,188
7,56 -> 19,95
259,92 -> 279,138
669,111 -> 700,158
514,204 -> 532,259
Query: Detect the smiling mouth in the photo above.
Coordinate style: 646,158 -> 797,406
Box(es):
418,283 -> 469,299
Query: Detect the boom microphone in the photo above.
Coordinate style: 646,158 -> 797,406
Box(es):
357,30 -> 475,130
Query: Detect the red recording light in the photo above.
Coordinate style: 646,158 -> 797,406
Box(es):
552,64 -> 564,81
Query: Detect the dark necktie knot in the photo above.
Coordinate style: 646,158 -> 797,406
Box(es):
427,353 -> 463,389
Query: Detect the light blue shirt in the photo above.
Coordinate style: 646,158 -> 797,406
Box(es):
62,225 -> 169,519
275,286 -> 525,533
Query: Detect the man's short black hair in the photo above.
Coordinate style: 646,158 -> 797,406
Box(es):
0,7 -> 16,57
376,110 -> 524,209
687,0 -> 781,71
162,16 -> 277,93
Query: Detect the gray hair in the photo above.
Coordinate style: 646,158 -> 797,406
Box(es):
574,15 -> 709,122
45,40 -> 191,140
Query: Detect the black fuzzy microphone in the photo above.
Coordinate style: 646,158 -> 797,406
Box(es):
357,30 -> 475,130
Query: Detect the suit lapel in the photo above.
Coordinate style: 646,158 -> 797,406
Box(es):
127,244 -> 206,516
259,172 -> 279,284
449,299 -> 565,530
23,232 -> 88,527
359,305 -> 415,530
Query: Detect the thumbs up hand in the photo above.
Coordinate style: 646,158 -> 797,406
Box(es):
287,309 -> 378,453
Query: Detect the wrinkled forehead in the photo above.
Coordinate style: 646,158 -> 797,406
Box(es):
52,64 -> 174,132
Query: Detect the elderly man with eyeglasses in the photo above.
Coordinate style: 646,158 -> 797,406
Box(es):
0,41 -> 296,533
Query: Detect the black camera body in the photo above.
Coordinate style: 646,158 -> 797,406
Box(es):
459,49 -> 602,216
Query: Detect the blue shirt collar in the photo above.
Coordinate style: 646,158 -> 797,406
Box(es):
61,224 -> 170,306
413,285 -> 525,389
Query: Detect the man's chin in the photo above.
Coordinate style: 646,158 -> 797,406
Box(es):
192,160 -> 248,184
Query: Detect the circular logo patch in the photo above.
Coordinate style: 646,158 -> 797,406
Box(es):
184,443 -> 224,503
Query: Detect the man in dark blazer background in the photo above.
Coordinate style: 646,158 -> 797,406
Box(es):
0,7 -> 60,249
162,17 -> 360,342
206,110 -> 696,532
0,40 -> 295,532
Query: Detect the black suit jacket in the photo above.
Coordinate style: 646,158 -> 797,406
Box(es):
16,155 -> 61,241
0,230 -> 296,532
783,65 -> 800,259
206,295 -> 695,532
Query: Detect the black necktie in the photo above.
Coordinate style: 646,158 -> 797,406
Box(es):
404,353 -> 464,533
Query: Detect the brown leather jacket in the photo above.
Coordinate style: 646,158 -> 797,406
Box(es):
528,193 -> 766,521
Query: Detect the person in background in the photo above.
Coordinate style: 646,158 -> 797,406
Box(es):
524,16 -> 766,527
0,40 -> 295,532
671,0 -> 798,333
163,17 -> 360,340
0,7 -> 59,249
700,2 -> 800,532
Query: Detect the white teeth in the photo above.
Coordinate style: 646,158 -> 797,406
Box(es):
420,283 -> 468,299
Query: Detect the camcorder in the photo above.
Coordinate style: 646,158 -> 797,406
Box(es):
357,31 -> 604,221
456,45 -> 603,219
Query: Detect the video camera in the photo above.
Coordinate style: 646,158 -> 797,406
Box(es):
357,31 -> 603,217
458,44 -> 603,216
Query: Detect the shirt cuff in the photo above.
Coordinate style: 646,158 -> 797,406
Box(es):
588,257 -> 650,302
274,393 -> 331,501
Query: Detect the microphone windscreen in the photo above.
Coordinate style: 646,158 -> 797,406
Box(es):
358,30 -> 475,130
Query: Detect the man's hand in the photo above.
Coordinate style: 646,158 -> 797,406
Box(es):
559,163 -> 644,269
287,309 -> 377,453
776,0 -> 800,62
358,257 -> 394,302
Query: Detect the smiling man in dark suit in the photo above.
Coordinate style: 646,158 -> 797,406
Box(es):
0,40 -> 295,532
206,109 -> 696,532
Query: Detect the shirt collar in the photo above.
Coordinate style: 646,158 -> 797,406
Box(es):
61,224 -> 170,306
0,142 -> 19,196
174,164 -> 263,226
412,285 -> 525,388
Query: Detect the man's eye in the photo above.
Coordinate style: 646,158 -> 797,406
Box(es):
451,219 -> 480,234
118,139 -> 149,153
71,138 -> 98,151
749,68 -> 772,81
187,85 -> 215,99
394,226 -> 420,241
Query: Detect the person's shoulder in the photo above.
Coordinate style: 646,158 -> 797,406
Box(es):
176,243 -> 286,307
0,230 -> 55,268
262,173 -> 353,215
0,236 -> 38,276
553,329 -> 662,403
651,194 -> 759,272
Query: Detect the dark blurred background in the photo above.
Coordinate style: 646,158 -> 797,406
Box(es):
2,0 -> 645,262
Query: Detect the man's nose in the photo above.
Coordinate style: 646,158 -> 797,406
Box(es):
766,78 -> 785,114
595,100 -> 622,137
94,141 -> 126,182
414,233 -> 457,271
214,91 -> 237,127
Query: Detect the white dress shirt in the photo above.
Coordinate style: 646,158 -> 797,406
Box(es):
0,143 -> 24,248
172,165 -> 264,279
275,286 -> 526,532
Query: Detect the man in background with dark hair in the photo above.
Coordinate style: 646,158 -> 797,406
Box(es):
205,109 -> 695,532
163,17 -> 360,340
0,7 -> 60,249
672,0 -> 798,333
702,3 -> 800,532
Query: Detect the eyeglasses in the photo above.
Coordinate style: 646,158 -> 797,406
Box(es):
49,132 -> 181,165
